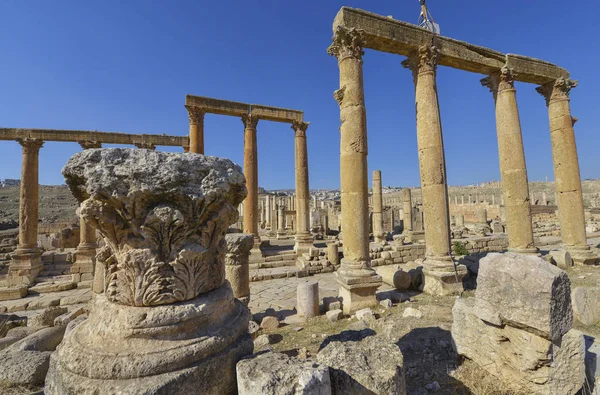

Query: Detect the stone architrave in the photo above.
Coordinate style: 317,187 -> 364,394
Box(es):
481,67 -> 536,254
9,138 -> 44,286
225,233 -> 254,305
402,45 -> 466,295
372,170 -> 386,243
293,121 -> 314,253
328,26 -> 382,314
185,105 -> 205,155
72,140 -> 102,282
45,149 -> 253,394
537,78 -> 599,265
242,114 -> 261,251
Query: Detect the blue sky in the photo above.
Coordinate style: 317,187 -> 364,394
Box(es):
0,0 -> 598,189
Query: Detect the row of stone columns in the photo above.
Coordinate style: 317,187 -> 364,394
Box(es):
329,27 -> 595,307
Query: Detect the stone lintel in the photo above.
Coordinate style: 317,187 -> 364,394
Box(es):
249,104 -> 303,124
0,128 -> 187,147
185,95 -> 250,117
333,7 -> 569,84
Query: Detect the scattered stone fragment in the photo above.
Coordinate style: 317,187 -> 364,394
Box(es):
6,326 -> 66,352
237,352 -> 331,395
261,316 -> 280,330
355,308 -> 376,323
255,334 -> 278,348
53,306 -> 87,327
317,330 -> 405,394
28,306 -> 68,328
380,299 -> 393,309
248,320 -> 260,339
293,327 -> 303,332
326,309 -> 343,323
572,287 -> 600,326
403,307 -> 423,319
0,350 -> 52,386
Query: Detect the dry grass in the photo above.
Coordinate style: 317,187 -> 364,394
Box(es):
0,382 -> 42,395
450,359 -> 528,395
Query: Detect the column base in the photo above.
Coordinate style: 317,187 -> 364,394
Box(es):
294,233 -> 314,255
8,247 -> 43,286
276,230 -> 287,240
507,247 -> 540,256
72,245 -> 97,282
568,246 -> 599,266
420,257 -> 467,296
336,259 -> 382,315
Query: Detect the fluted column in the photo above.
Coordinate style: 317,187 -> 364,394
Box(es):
186,105 -> 205,154
481,67 -> 536,254
242,114 -> 261,249
292,121 -> 313,253
9,138 -> 44,286
537,78 -> 598,265
402,45 -> 466,295
372,170 -> 385,243
328,26 -> 381,314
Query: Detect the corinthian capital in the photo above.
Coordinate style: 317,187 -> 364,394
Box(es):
480,66 -> 516,97
402,45 -> 438,82
327,27 -> 365,61
185,105 -> 205,125
291,121 -> 309,137
536,77 -> 578,106
17,138 -> 44,153
78,140 -> 102,150
241,113 -> 259,129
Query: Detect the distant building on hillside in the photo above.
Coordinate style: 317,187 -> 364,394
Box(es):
0,179 -> 20,187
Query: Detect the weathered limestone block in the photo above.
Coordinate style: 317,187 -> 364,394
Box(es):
46,149 -> 252,395
474,252 -> 572,341
0,350 -> 52,386
225,233 -> 254,305
375,266 -> 411,291
572,287 -> 600,326
549,249 -> 573,269
452,298 -> 585,395
317,330 -> 406,395
236,352 -> 332,395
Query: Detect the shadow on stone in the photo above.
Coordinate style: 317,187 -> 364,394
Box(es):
318,328 -> 376,352
397,326 -> 471,394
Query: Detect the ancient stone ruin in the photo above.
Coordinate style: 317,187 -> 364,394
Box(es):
45,149 -> 252,394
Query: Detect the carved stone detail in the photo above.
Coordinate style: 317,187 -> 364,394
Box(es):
78,140 -> 102,150
327,27 -> 365,61
241,113 -> 259,129
402,45 -> 438,78
291,121 -> 309,137
536,77 -> 578,106
480,66 -> 516,97
17,138 -> 43,153
134,142 -> 156,150
334,87 -> 345,107
185,105 -> 205,125
62,149 -> 247,307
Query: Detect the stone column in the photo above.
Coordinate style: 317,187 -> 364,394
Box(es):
402,188 -> 413,233
402,45 -> 466,295
72,141 -> 101,282
537,78 -> 598,265
185,105 -> 205,154
328,26 -> 381,314
242,114 -> 261,250
265,195 -> 271,230
481,67 -> 536,254
9,138 -> 44,286
293,121 -> 313,253
372,170 -> 385,243
277,204 -> 286,239
225,233 -> 254,305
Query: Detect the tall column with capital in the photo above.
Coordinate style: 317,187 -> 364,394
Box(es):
402,45 -> 466,295
292,121 -> 314,253
537,78 -> 598,265
9,139 -> 44,286
372,170 -> 385,243
402,188 -> 413,234
186,106 -> 205,154
481,67 -> 536,254
242,114 -> 261,250
72,141 -> 101,282
328,26 -> 381,314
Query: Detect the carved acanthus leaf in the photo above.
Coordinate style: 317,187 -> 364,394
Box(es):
241,113 -> 259,129
327,27 -> 365,61
536,77 -> 578,106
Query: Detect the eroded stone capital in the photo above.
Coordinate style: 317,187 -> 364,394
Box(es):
78,140 -> 102,150
327,27 -> 365,61
185,105 -> 205,125
17,138 -> 44,153
291,121 -> 309,137
536,77 -> 578,106
241,113 -> 259,129
402,45 -> 438,78
480,66 -> 516,97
